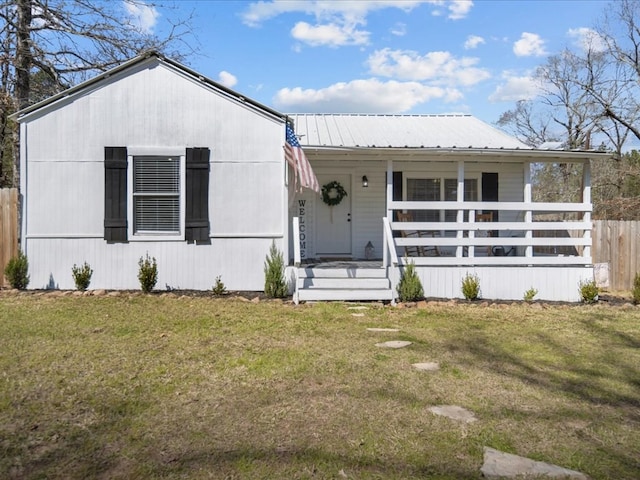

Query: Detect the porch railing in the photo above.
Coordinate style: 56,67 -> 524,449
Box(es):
382,217 -> 399,303
388,200 -> 592,266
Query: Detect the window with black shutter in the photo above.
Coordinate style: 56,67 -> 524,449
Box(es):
104,146 -> 210,242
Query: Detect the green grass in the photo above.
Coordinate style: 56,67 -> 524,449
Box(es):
1,293 -> 639,479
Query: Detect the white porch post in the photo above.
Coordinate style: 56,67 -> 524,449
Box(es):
582,160 -> 592,260
384,159 -> 393,267
524,161 -> 533,258
456,160 -> 464,257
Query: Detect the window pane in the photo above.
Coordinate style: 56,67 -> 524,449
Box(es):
133,155 -> 180,234
444,179 -> 457,222
134,156 -> 179,193
407,178 -> 440,221
134,196 -> 180,232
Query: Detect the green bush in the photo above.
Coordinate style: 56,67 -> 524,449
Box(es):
578,279 -> 599,304
264,242 -> 288,298
71,261 -> 93,291
4,251 -> 30,290
461,273 -> 481,301
138,253 -> 158,293
633,272 -> 640,305
397,260 -> 424,302
212,275 -> 227,295
523,287 -> 538,302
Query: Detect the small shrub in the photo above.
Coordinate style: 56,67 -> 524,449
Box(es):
397,259 -> 424,302
138,253 -> 158,293
71,261 -> 93,291
461,273 -> 481,301
264,242 -> 288,298
632,272 -> 640,305
4,251 -> 30,290
212,275 -> 227,295
578,279 -> 598,304
523,287 -> 538,302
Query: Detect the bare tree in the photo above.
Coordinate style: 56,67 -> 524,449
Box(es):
0,0 -> 197,187
495,100 -> 557,147
585,0 -> 640,142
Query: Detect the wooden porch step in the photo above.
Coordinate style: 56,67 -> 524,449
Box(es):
296,266 -> 394,302
297,288 -> 394,302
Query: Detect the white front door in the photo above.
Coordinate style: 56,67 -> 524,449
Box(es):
316,174 -> 352,256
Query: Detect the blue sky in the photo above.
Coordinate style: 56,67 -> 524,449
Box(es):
132,0 -> 609,125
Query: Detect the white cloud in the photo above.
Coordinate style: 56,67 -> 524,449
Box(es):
273,78 -> 462,113
390,22 -> 407,36
242,1 -> 472,31
241,1 -> 426,27
123,0 -> 159,34
367,48 -> 491,86
488,75 -> 540,102
217,71 -> 238,88
513,32 -> 547,57
464,35 -> 485,50
291,21 -> 369,47
567,27 -> 607,53
448,0 -> 473,20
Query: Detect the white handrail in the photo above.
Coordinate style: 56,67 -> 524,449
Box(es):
382,217 -> 399,303
292,217 -> 301,304
292,216 -> 301,267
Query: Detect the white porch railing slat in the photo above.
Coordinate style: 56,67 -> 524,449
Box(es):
400,256 -> 592,266
391,221 -> 591,231
389,200 -> 591,212
395,237 -> 592,247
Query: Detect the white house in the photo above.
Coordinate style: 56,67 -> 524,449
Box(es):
12,53 -> 607,301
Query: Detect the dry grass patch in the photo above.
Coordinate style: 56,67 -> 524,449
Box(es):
1,294 -> 639,479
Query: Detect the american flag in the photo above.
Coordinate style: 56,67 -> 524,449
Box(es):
285,123 -> 319,193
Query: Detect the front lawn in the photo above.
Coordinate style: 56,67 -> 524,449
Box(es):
1,293 -> 639,479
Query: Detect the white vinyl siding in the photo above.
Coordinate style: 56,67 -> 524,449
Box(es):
133,155 -> 181,234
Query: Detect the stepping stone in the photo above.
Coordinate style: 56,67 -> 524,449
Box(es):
428,405 -> 477,423
351,313 -> 365,317
367,327 -> 400,332
412,362 -> 440,371
481,447 -> 588,479
375,340 -> 411,349
348,306 -> 368,310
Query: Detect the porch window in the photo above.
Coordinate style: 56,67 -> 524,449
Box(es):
407,177 -> 478,222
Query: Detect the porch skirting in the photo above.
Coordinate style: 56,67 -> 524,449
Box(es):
413,265 -> 593,302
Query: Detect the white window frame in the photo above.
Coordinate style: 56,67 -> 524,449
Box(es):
127,147 -> 186,241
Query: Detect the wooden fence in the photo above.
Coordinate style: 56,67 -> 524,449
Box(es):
0,188 -> 19,287
592,220 -> 640,291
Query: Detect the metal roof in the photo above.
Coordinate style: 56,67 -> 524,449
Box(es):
287,114 -> 531,150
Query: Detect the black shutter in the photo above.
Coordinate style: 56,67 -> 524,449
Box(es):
186,147 -> 211,242
392,171 -> 403,221
104,147 -> 128,242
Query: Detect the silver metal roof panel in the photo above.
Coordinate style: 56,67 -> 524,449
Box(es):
287,114 -> 531,150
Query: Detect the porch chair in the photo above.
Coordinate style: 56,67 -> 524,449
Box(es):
476,212 -> 494,256
396,212 -> 440,257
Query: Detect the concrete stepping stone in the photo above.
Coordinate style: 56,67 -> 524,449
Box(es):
351,313 -> 365,317
375,340 -> 411,349
428,405 -> 477,423
412,362 -> 440,371
348,306 -> 368,310
367,327 -> 400,332
481,447 -> 588,479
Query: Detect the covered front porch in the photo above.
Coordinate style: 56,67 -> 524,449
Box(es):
290,152 -> 596,303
